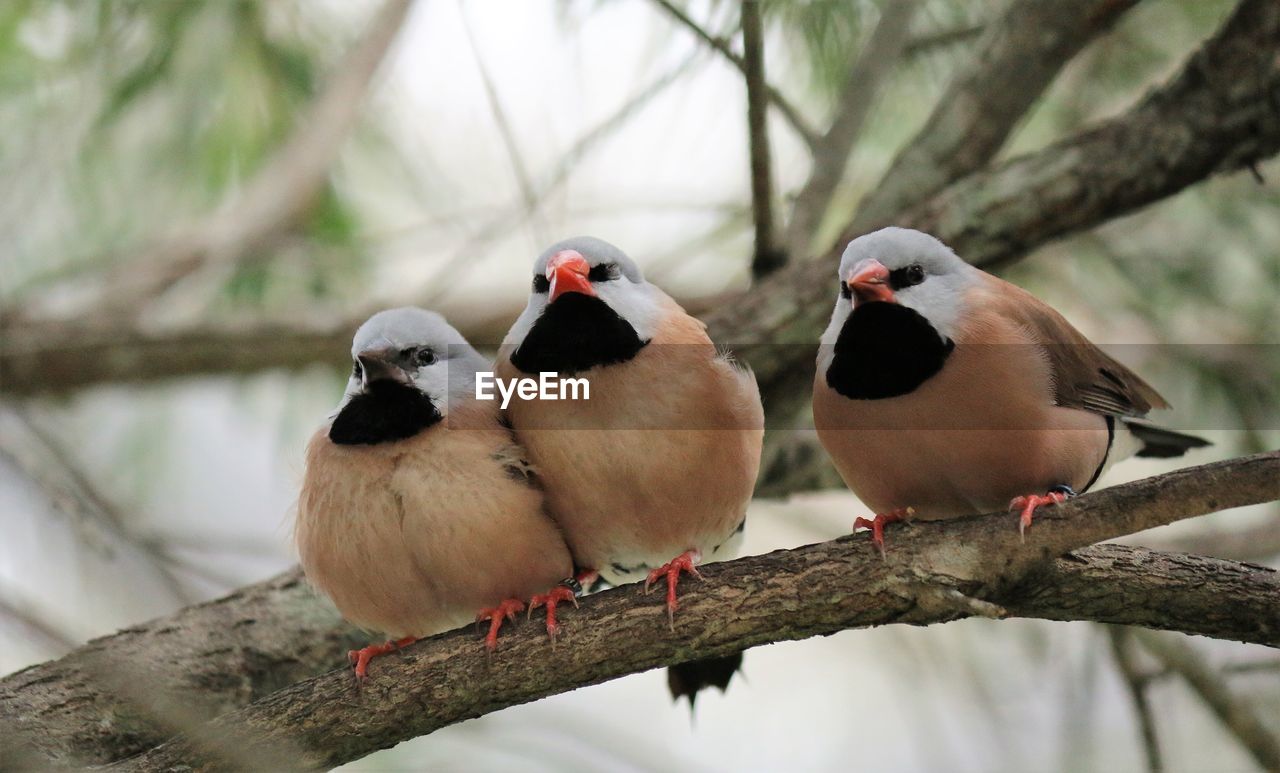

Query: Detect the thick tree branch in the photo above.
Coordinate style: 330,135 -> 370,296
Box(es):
0,571 -> 362,768
852,0 -> 1142,232
783,0 -> 920,259
0,293 -> 721,396
2,452 -> 1276,769
648,0 -> 819,148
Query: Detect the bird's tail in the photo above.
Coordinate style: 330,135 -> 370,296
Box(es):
1122,420 -> 1212,458
667,652 -> 743,708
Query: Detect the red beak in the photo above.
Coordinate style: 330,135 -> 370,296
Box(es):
848,259 -> 894,306
547,250 -> 595,303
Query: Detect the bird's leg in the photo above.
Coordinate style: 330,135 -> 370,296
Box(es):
475,598 -> 526,652
528,577 -> 583,644
347,636 -> 416,681
1009,485 -> 1077,540
644,549 -> 702,628
853,507 -> 913,558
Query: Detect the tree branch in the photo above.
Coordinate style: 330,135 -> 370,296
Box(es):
114,454 -> 1280,771
702,0 -> 1280,426
1108,627 -> 1164,773
0,570 -> 362,768
2,452 -> 1276,769
783,0 -> 920,259
741,0 -> 782,277
852,0 -> 1142,232
4,1 -> 1274,403
649,0 -> 819,148
1134,630 -> 1280,771
897,0 -> 1280,270
0,293 -> 721,396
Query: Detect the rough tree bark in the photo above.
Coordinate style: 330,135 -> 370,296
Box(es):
1,452 -> 1276,769
851,0 -> 1144,232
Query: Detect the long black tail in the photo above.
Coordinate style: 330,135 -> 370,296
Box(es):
667,652 -> 743,708
1123,420 -> 1212,458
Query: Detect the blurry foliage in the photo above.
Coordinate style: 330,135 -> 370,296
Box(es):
2,0 -> 370,306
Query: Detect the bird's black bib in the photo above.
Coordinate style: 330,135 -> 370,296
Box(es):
329,381 -> 442,445
826,302 -> 954,400
510,293 -> 648,375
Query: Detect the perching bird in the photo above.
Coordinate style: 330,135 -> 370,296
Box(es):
814,227 -> 1209,550
496,236 -> 764,704
295,307 -> 575,678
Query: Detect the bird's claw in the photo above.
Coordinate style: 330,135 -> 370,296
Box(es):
853,507 -> 913,558
346,636 -> 416,682
475,598 -> 526,652
528,582 -> 579,644
1009,486 -> 1074,541
643,549 -> 702,629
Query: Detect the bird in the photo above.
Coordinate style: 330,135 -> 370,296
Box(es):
813,227 -> 1210,551
295,307 -> 576,679
496,236 -> 764,704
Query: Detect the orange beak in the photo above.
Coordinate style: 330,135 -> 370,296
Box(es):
546,250 -> 595,303
848,258 -> 894,306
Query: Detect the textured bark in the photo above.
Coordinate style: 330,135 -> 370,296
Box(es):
104,453 -> 1280,772
0,571 -> 361,769
852,0 -> 1143,231
900,0 -> 1280,271
1,452 -> 1276,769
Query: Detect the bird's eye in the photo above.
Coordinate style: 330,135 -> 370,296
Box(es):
352,360 -> 363,379
905,264 -> 925,285
533,274 -> 550,293
588,262 -> 620,282
415,348 -> 437,366
839,281 -> 852,300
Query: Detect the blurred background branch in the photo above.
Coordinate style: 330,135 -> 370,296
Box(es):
9,0 -> 414,326
1134,630 -> 1280,771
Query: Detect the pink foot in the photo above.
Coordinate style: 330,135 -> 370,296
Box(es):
853,507 -> 913,557
1009,486 -> 1075,539
644,549 -> 702,628
475,598 -> 525,652
347,636 -> 416,681
528,583 -> 579,643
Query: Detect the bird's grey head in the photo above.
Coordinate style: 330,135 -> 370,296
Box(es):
342,307 -> 489,415
505,235 -> 662,346
829,227 -> 977,342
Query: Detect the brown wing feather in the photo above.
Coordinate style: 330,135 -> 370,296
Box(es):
993,278 -> 1169,418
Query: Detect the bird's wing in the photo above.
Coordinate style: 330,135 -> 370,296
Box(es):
994,279 -> 1170,418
